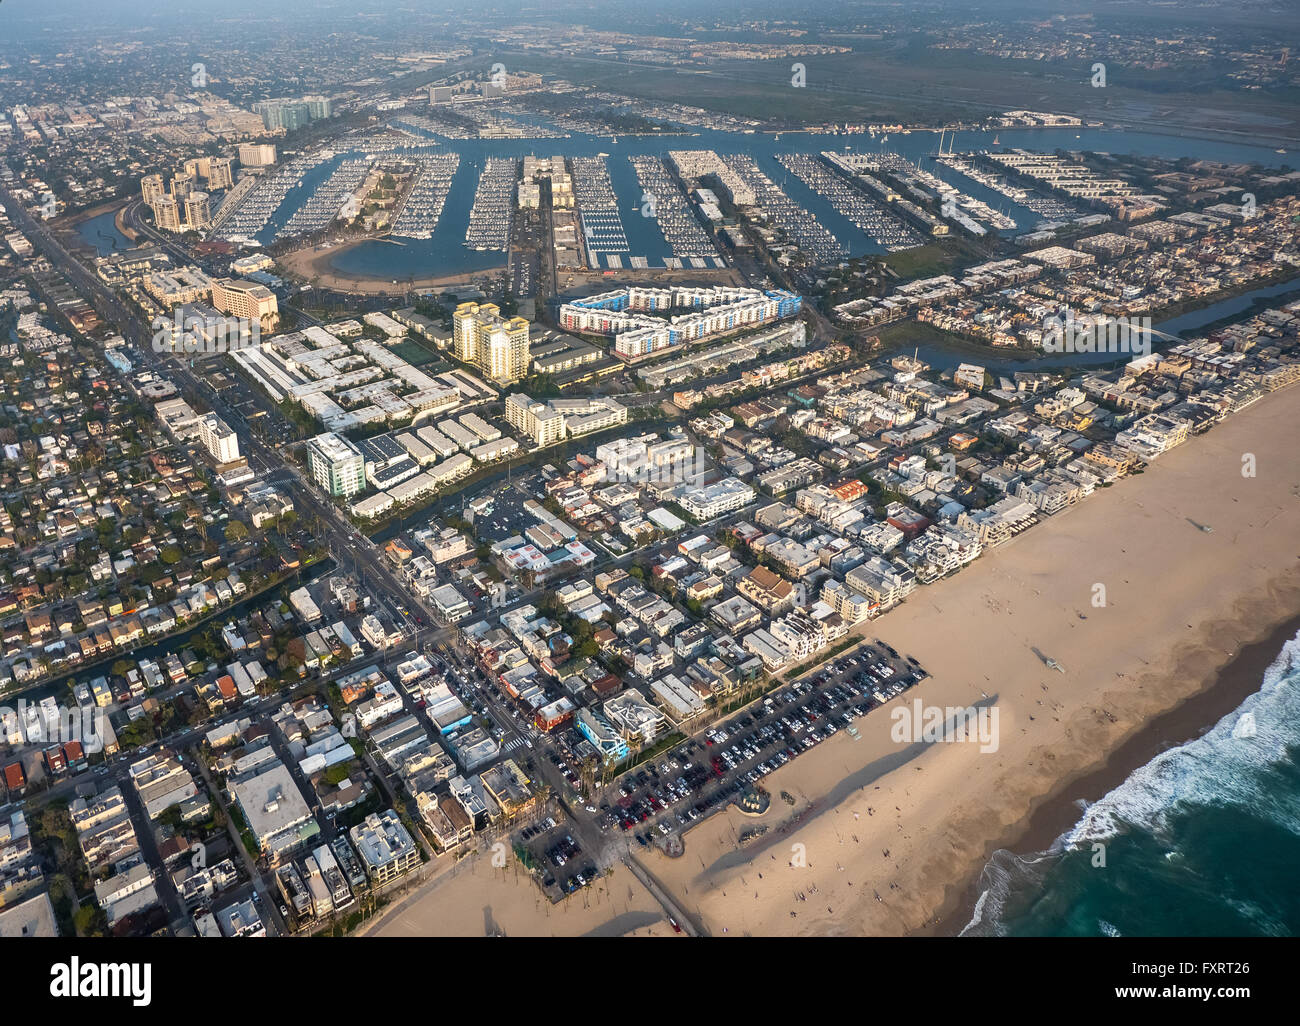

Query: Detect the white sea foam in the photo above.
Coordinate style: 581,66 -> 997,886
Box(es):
1064,628 -> 1300,846
960,628 -> 1300,937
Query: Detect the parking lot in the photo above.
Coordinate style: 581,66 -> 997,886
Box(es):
195,358 -> 303,446
597,640 -> 926,847
468,480 -> 543,545
516,818 -> 599,900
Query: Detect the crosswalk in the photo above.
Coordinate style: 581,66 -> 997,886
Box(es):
504,737 -> 528,753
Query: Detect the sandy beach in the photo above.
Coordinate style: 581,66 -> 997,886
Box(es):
644,383 -> 1300,936
357,383 -> 1300,938
364,858 -> 675,937
277,238 -> 506,294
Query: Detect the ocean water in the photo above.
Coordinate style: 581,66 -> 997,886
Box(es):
962,630 -> 1300,937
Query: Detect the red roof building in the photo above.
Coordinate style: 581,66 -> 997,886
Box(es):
3,762 -> 26,792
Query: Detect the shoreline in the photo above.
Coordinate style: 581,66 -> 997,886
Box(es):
277,236 -> 506,293
645,381 -> 1300,937
61,198 -> 129,226
924,601 -> 1300,937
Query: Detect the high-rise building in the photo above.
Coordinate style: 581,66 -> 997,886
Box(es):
303,96 -> 333,119
483,323 -> 525,384
429,86 -> 454,104
141,174 -> 165,205
238,143 -> 277,167
183,192 -> 211,230
152,195 -> 182,232
206,157 -> 235,191
170,172 -> 196,203
255,100 -> 311,133
306,432 -> 366,497
211,278 -> 279,333
198,413 -> 240,464
452,302 -> 530,385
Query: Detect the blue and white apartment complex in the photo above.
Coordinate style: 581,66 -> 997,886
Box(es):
560,285 -> 802,361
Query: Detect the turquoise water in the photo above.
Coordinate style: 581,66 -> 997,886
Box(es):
265,123 -> 1295,281
962,631 -> 1300,937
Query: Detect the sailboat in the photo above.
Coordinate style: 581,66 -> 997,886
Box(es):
992,134 -> 1000,145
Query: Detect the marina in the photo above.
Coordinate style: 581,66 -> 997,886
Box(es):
628,155 -> 719,261
218,151 -> 330,241
936,153 -> 1085,224
464,157 -> 517,251
275,157 -> 372,242
237,126 -> 1292,283
390,154 -> 460,240
572,155 -> 631,265
883,153 -> 1018,232
724,151 -> 847,263
776,152 -> 923,252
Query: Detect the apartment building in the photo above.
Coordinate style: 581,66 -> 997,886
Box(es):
349,810 -> 420,884
70,787 -> 140,873
845,555 -> 918,611
453,303 -> 530,385
238,143 -> 277,166
677,477 -> 754,520
152,195 -> 182,232
306,432 -> 366,497
737,565 -> 795,613
232,762 -> 319,864
141,174 -> 165,205
198,412 -> 240,464
504,393 -> 566,446
128,751 -> 200,819
206,157 -> 235,191
821,578 -> 876,623
210,277 -> 280,333
603,691 -> 667,747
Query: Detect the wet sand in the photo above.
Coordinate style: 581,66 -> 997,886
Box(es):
645,383 -> 1300,936
926,605 -> 1300,935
